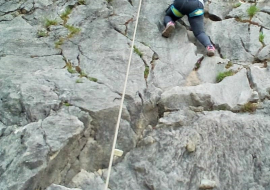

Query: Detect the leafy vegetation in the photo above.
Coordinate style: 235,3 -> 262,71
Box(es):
240,102 -> 257,113
233,2 -> 241,8
45,18 -> 58,28
88,77 -> 98,82
55,37 -> 65,48
65,24 -> 81,37
133,46 -> 143,57
64,102 -> 71,106
60,7 -> 72,22
144,65 -> 149,79
76,79 -> 83,83
225,61 -> 233,69
259,32 -> 265,44
247,5 -> 259,18
65,61 -> 76,73
77,0 -> 86,5
216,70 -> 234,83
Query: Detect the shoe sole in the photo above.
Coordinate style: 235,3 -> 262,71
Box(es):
207,51 -> 215,57
162,25 -> 175,38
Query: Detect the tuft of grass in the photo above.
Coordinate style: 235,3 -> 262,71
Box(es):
55,37 -> 65,48
216,70 -> 234,83
76,79 -> 83,83
45,18 -> 58,28
133,46 -> 143,57
225,61 -> 233,69
259,32 -> 265,44
66,61 -> 76,73
37,30 -> 48,37
79,71 -> 87,77
144,65 -> 149,79
233,3 -> 241,8
247,5 -> 259,18
65,24 -> 81,37
64,102 -> 71,106
60,7 -> 72,22
88,77 -> 98,82
78,0 -> 86,5
241,102 -> 257,113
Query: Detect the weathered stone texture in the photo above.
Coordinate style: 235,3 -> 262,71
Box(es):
0,0 -> 270,190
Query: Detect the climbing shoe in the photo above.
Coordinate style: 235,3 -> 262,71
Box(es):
162,21 -> 175,38
206,45 -> 215,57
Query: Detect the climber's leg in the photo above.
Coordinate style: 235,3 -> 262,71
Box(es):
162,5 -> 182,38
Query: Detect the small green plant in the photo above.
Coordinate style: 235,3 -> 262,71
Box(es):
64,102 -> 71,106
45,18 -> 58,28
247,5 -> 259,18
133,46 -> 143,57
88,77 -> 98,82
78,0 -> 86,5
144,65 -> 149,79
225,61 -> 233,69
76,79 -> 83,83
240,102 -> 257,112
259,32 -> 265,44
233,3 -> 241,8
55,37 -> 65,48
37,30 -> 48,37
66,62 -> 76,73
79,71 -> 87,77
216,70 -> 234,83
60,7 -> 72,22
65,24 -> 81,37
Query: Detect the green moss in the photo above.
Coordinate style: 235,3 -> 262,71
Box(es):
45,18 -> 58,28
233,3 -> 241,8
216,70 -> 234,83
65,24 -> 81,37
60,7 -> 72,21
225,61 -> 233,69
79,71 -> 87,77
66,62 -> 76,73
64,103 -> 71,106
133,46 -> 143,57
240,102 -> 257,112
78,0 -> 86,5
247,5 -> 259,18
259,32 -> 265,44
144,65 -> 149,79
88,77 -> 98,82
55,37 -> 65,48
76,79 -> 83,83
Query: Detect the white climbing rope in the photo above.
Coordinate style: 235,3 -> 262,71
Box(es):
104,0 -> 143,190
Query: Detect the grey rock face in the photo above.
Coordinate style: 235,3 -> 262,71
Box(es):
47,184 -> 81,190
1,0 -> 270,190
108,111 -> 270,190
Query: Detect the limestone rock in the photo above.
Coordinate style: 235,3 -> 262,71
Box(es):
199,179 -> 217,189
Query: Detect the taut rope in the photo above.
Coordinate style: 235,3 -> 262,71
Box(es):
104,0 -> 143,189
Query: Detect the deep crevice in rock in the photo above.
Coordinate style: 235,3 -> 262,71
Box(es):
246,67 -> 256,89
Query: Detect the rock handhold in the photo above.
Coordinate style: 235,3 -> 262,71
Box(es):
199,179 -> 217,189
186,140 -> 196,152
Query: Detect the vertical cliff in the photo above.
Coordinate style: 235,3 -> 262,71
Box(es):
0,0 -> 270,190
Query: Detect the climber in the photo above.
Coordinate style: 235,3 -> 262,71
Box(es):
162,0 -> 215,57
